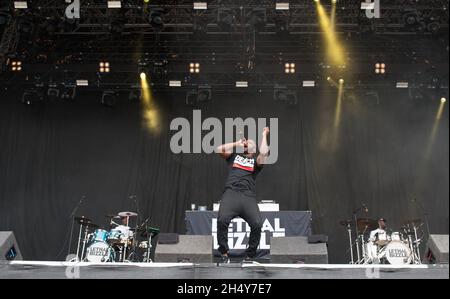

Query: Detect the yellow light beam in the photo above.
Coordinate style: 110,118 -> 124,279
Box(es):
334,81 -> 344,129
316,1 -> 345,66
425,99 -> 446,158
140,74 -> 161,134
331,0 -> 336,32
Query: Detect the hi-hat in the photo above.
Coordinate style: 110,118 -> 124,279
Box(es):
75,216 -> 92,224
118,211 -> 138,217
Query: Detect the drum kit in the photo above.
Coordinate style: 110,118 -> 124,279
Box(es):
341,217 -> 425,265
72,212 -> 160,263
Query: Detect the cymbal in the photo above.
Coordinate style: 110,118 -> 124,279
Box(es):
74,216 -> 92,223
118,211 -> 138,217
105,214 -> 121,219
356,218 -> 378,232
339,220 -> 352,226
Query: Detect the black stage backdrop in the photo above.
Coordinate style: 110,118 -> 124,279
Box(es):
0,88 -> 448,263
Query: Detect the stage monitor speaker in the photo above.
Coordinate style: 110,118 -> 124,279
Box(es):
0,231 -> 23,261
270,236 -> 328,264
155,235 -> 213,263
424,234 -> 449,264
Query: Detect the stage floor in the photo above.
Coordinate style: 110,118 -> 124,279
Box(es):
0,261 -> 448,279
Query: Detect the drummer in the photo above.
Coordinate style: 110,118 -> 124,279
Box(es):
368,218 -> 388,243
367,218 -> 389,263
112,216 -> 134,240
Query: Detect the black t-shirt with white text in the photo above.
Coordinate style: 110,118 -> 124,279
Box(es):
224,154 -> 262,197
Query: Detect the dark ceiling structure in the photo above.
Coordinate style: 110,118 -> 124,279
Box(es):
0,0 -> 448,92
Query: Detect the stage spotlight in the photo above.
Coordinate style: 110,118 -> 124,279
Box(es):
10,60 -> 22,72
275,3 -> 289,10
274,85 -> 298,105
140,72 -> 147,80
189,62 -> 200,74
193,2 -> 207,10
284,63 -> 295,74
236,81 -> 248,88
101,90 -> 117,107
169,80 -> 182,87
303,81 -> 315,88
107,1 -> 121,8
149,9 -> 165,28
217,8 -> 234,30
248,8 -> 267,31
60,85 -> 77,101
14,1 -> 28,9
144,0 -> 150,3
22,89 -> 44,105
47,84 -> 60,100
375,63 -> 386,74
332,0 -> 337,3
396,82 -> 409,89
128,90 -> 141,102
99,61 -> 110,73
339,79 -> 344,84
198,86 -> 212,102
441,98 -> 447,103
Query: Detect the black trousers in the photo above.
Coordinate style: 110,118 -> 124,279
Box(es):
217,189 -> 262,258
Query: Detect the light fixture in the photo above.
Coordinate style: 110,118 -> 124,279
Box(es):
10,60 -> 22,72
284,62 -> 295,74
375,63 -> 386,74
99,62 -> 110,73
76,80 -> 89,86
189,62 -> 200,74
140,72 -> 147,80
193,2 -> 207,10
339,79 -> 344,84
169,80 -> 182,87
236,81 -> 248,88
396,82 -> 409,89
14,1 -> 28,9
441,97 -> 447,103
303,81 -> 315,87
107,1 -> 122,8
275,2 -> 290,10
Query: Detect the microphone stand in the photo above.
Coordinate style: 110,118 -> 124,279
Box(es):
67,195 -> 85,258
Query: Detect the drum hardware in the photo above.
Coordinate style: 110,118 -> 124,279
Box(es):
340,220 -> 354,264
138,224 -> 160,263
71,210 -> 159,263
73,216 -> 98,261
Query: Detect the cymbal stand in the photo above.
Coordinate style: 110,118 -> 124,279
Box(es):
75,223 -> 84,261
122,216 -> 130,262
346,222 -> 354,264
80,225 -> 90,261
412,225 -> 422,264
144,233 -> 154,263
359,225 -> 369,264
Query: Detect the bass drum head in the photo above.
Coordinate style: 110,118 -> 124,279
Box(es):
385,241 -> 411,265
86,241 -> 113,263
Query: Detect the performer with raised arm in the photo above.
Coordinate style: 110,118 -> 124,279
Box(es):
215,127 -> 270,264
